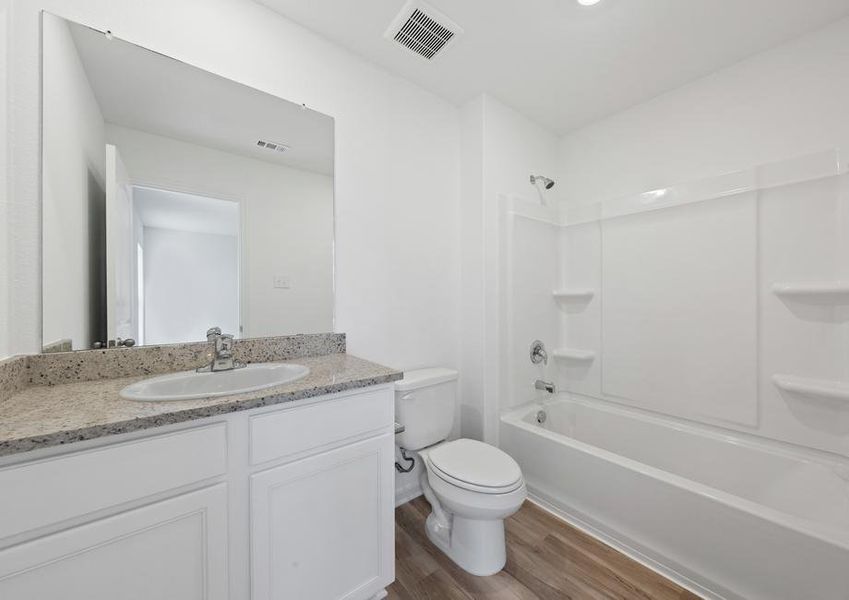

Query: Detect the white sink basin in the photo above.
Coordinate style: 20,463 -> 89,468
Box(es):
120,363 -> 310,402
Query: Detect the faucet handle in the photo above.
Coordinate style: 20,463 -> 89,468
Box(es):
530,340 -> 548,365
206,326 -> 222,340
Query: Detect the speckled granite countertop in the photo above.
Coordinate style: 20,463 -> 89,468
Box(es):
0,353 -> 402,458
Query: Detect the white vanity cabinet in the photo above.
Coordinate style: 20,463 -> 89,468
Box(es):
0,423 -> 230,599
0,383 -> 396,600
0,485 -> 230,600
251,435 -> 394,600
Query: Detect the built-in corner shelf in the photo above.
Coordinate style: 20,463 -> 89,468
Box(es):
772,374 -> 849,403
553,348 -> 596,361
771,282 -> 849,304
552,289 -> 595,301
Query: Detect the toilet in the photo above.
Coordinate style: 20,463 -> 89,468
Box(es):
395,368 -> 527,576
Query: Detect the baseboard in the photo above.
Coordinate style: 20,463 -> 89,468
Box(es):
395,484 -> 423,507
526,488 -> 728,600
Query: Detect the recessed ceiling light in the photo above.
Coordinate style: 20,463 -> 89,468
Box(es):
577,0 -> 602,5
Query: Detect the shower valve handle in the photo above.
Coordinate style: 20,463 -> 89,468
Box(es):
530,340 -> 548,365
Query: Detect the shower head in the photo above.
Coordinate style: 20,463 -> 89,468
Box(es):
530,175 -> 555,190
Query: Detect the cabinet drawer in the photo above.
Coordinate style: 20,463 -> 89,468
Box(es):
250,386 -> 393,466
0,423 -> 227,540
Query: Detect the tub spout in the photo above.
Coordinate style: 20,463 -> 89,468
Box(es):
535,379 -> 555,394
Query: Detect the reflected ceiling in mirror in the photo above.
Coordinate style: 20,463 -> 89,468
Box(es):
41,13 -> 335,352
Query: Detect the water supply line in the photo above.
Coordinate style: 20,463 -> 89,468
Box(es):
395,448 -> 416,473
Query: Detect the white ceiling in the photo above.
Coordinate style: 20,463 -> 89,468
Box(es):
134,186 -> 240,236
69,21 -> 334,174
257,0 -> 849,133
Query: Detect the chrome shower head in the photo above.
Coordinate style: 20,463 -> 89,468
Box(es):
530,175 -> 555,190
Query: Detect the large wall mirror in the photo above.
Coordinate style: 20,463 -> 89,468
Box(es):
41,13 -> 335,352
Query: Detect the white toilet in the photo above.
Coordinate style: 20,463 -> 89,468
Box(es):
395,368 -> 527,576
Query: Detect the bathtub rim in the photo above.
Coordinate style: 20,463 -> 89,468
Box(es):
500,394 -> 849,552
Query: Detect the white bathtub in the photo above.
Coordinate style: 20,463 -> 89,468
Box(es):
500,395 -> 849,600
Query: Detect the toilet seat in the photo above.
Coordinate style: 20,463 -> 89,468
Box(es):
427,439 -> 524,494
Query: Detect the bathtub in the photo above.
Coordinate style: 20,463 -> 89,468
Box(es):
500,395 -> 849,600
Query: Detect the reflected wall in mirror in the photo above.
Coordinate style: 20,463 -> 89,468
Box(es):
41,13 -> 335,352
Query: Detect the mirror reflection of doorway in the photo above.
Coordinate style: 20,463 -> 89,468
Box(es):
132,186 -> 241,345
41,15 -> 335,352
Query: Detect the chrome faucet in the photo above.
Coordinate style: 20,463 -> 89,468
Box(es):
535,379 -> 556,394
197,327 -> 245,372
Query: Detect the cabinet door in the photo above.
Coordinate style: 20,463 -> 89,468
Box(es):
251,434 -> 394,600
0,484 -> 228,600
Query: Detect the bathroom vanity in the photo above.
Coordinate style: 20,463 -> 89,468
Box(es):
0,339 -> 400,600
0,12 -> 403,599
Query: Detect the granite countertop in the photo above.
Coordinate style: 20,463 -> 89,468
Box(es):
0,353 -> 402,458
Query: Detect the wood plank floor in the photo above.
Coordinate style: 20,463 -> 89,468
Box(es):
387,497 -> 701,600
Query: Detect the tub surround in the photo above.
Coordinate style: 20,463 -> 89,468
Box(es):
0,333 -> 402,457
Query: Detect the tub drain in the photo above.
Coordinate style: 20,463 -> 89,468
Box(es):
536,410 -> 547,424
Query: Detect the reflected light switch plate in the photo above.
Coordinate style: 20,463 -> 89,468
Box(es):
273,275 -> 291,289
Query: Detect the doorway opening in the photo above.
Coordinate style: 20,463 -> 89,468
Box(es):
132,186 -> 241,345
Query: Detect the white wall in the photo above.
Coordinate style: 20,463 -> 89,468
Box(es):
143,227 -> 239,345
389,94 -> 562,502
458,96 -> 485,443
460,94 -> 559,443
558,16 -> 849,205
107,125 -> 334,338
0,1 -> 9,359
3,0 -> 461,377
41,14 -> 106,350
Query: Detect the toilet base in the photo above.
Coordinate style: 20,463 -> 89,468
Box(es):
425,511 -> 507,576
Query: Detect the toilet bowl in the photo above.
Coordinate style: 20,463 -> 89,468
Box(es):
418,438 -> 527,575
395,369 -> 527,576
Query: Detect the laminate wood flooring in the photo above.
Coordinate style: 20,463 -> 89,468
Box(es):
387,497 -> 701,600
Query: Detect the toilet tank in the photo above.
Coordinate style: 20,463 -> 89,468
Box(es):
395,368 -> 459,451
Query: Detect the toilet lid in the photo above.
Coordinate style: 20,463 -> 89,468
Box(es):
428,439 -> 523,493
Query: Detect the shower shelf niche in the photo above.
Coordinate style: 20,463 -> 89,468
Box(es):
771,282 -> 849,304
553,348 -> 596,361
552,289 -> 595,301
772,374 -> 849,403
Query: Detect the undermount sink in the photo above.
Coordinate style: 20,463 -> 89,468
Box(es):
120,362 -> 310,402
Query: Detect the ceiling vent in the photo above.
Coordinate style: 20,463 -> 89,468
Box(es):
256,139 -> 289,153
384,1 -> 463,61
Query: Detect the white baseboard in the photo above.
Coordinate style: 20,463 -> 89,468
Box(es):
395,484 -> 422,507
